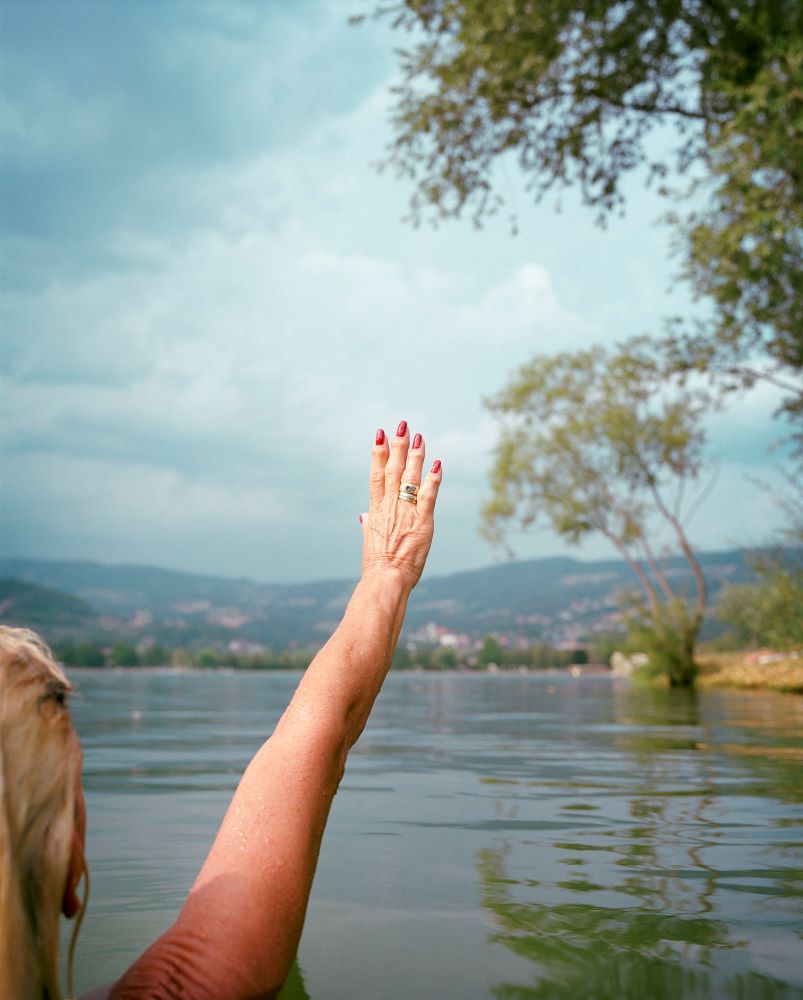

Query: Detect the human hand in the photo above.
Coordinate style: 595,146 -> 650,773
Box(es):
360,420 -> 442,589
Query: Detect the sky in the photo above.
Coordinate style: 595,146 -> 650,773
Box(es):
0,0 -> 792,584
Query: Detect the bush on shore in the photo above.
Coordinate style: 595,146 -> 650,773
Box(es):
696,651 -> 803,693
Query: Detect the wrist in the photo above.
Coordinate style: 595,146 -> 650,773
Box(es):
359,565 -> 416,599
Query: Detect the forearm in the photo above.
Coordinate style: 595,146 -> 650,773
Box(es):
111,424 -> 441,1000
278,567 -> 412,750
123,571 -> 413,1000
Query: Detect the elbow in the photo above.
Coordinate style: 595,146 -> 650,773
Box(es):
277,703 -> 352,789
309,716 -> 351,791
110,929 -> 221,1000
344,710 -> 368,753
300,719 -> 350,791
111,926 -> 288,1000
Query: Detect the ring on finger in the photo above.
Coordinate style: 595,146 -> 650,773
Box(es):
399,481 -> 418,503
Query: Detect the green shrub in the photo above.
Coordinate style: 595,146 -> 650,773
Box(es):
717,553 -> 803,648
625,598 -> 699,687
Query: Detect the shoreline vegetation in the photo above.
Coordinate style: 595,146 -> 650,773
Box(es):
697,651 -> 803,694
4,549 -> 800,693
58,647 -> 803,693
54,640 -> 595,674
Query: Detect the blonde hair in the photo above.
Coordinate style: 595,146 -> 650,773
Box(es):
0,627 -> 88,1000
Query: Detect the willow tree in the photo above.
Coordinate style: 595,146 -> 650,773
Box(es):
482,343 -> 709,685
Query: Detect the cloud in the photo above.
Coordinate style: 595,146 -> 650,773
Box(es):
1,224 -> 590,470
1,451 -> 307,579
705,381 -> 795,465
1,129 -> 593,580
1,1 -> 790,582
0,0 -> 394,284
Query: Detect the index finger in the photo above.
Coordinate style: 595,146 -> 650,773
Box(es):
369,428 -> 390,512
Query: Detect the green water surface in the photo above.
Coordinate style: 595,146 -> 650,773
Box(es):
64,671 -> 803,999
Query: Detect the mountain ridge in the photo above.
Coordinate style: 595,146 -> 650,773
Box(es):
0,547 -> 758,594
0,549 -> 773,649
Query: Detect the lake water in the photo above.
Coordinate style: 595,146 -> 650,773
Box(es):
63,670 -> 803,999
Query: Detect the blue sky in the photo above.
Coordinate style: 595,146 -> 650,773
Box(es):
0,0 -> 791,583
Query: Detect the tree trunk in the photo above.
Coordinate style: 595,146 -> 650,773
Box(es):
662,614 -> 700,687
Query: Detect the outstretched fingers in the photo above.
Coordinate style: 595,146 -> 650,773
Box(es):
400,431 -> 425,495
384,419 -> 410,497
416,459 -> 442,518
369,428 -> 390,512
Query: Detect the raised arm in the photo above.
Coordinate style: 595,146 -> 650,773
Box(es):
109,422 -> 441,1000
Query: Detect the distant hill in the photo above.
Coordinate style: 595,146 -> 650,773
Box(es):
0,578 -> 99,633
0,558 -> 353,648
0,550 -> 773,649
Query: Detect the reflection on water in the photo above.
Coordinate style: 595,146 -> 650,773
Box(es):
479,844 -> 740,999
279,959 -> 311,1000
65,672 -> 803,999
475,685 -> 801,999
474,684 -> 801,999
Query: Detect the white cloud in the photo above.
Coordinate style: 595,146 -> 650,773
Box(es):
1,7 -> 790,581
2,166 -> 600,577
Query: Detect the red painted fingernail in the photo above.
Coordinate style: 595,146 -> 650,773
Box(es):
432,460 -> 441,474
412,433 -> 422,450
359,514 -> 363,524
396,419 -> 407,437
375,428 -> 385,445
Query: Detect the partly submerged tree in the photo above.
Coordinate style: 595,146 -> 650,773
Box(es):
361,0 -> 803,417
482,343 -> 710,685
356,2 -> 800,671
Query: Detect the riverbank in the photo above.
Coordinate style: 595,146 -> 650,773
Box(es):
697,651 -> 803,693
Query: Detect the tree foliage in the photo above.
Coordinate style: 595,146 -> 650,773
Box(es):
482,342 -> 709,684
110,641 -> 140,667
716,554 -> 803,648
362,1 -> 801,671
366,0 -> 802,410
665,45 -> 803,419
55,641 -> 106,668
716,480 -> 803,648
373,1 -> 800,215
477,634 -> 504,667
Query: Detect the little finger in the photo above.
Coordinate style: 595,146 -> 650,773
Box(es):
416,459 -> 442,518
